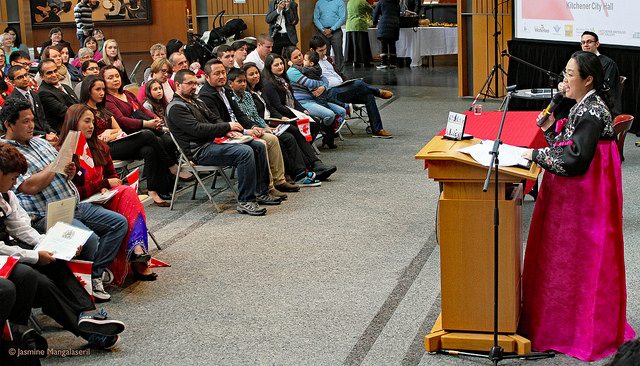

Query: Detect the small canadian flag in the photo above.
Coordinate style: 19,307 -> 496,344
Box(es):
297,118 -> 312,142
67,259 -> 93,296
126,168 -> 140,193
74,133 -> 94,170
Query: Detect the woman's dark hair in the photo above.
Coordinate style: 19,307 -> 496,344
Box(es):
0,142 -> 28,175
81,59 -> 99,72
0,74 -> 9,93
143,78 -> 168,118
48,27 -> 63,38
242,62 -> 263,92
3,26 -> 22,48
281,46 -> 298,63
58,104 -> 109,167
261,53 -> 293,95
99,65 -> 124,94
80,74 -> 113,119
83,36 -> 98,49
571,51 -> 613,110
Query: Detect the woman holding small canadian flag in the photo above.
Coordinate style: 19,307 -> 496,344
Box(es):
58,104 -> 157,285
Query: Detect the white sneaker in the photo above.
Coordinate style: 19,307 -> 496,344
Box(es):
92,278 -> 111,302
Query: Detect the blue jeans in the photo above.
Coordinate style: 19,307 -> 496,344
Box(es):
196,140 -> 270,202
328,80 -> 384,132
76,203 -> 127,279
303,102 -> 345,126
32,203 -> 127,279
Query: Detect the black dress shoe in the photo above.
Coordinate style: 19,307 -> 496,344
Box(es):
312,162 -> 337,181
129,253 -> 151,263
133,269 -> 158,281
157,192 -> 172,200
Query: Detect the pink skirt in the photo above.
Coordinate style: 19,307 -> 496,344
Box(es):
519,140 -> 635,361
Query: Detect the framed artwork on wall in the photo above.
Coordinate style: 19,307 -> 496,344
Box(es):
31,0 -> 152,28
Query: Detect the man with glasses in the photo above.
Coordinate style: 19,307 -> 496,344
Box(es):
36,59 -> 79,132
4,65 -> 57,141
556,31 -> 622,118
580,31 -> 621,115
8,51 -> 38,92
166,69 -> 274,216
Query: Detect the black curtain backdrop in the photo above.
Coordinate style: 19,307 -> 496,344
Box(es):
506,39 -> 640,132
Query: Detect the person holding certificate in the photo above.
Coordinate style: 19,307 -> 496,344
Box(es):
0,142 -> 126,349
58,103 -> 157,284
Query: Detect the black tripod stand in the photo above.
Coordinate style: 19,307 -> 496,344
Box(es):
470,0 -> 508,111
439,86 -> 555,365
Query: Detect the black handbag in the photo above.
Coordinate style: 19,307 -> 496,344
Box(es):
399,15 -> 419,28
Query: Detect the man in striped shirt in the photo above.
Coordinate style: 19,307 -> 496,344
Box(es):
74,0 -> 95,47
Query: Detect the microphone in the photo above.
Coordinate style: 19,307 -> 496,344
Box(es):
537,92 -> 564,127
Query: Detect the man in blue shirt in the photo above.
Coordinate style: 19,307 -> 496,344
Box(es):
313,0 -> 347,72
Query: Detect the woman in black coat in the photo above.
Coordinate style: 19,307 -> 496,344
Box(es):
373,0 -> 401,69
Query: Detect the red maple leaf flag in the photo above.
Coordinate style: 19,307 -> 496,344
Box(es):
297,118 -> 312,142
67,260 -> 93,296
74,133 -> 95,170
126,168 -> 140,193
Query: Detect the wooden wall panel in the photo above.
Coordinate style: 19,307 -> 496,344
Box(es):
458,0 -> 513,98
30,0 -> 188,55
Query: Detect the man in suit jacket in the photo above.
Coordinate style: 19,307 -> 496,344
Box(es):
4,65 -> 57,141
37,59 -> 79,132
265,0 -> 299,56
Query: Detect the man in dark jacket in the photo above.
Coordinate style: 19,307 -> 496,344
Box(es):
166,69 -> 276,216
5,65 -> 57,141
36,59 -> 78,132
266,0 -> 299,56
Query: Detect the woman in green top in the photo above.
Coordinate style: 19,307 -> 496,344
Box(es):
345,0 -> 373,67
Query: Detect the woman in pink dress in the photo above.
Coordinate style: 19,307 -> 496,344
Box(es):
520,51 -> 635,361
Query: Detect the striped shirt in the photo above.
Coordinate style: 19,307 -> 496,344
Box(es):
1,137 -> 79,219
286,66 -> 326,106
74,1 -> 94,34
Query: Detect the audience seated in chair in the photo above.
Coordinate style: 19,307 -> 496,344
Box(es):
137,57 -> 175,103
144,43 -> 167,83
98,39 -> 131,86
37,59 -> 78,132
0,97 -> 128,302
58,104 -> 157,284
8,51 -> 38,92
0,142 -> 126,351
74,59 -> 101,97
166,69 -> 275,216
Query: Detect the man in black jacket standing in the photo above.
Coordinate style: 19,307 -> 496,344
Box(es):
37,59 -> 78,132
266,0 -> 299,56
166,69 -> 277,216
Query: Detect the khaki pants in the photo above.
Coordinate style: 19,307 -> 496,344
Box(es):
257,133 -> 286,188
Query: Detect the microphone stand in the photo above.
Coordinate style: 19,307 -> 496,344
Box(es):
439,85 -> 555,365
502,51 -> 562,101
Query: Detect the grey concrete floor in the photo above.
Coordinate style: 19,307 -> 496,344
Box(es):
38,60 -> 639,365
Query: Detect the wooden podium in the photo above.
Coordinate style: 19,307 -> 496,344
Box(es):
415,136 -> 540,354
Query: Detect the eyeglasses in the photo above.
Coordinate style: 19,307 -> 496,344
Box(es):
12,73 -> 29,81
560,70 -> 576,80
160,69 -> 171,74
581,39 -> 595,45
14,61 -> 30,69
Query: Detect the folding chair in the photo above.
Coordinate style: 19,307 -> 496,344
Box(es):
168,132 -> 238,211
345,103 -> 372,134
128,60 -> 143,85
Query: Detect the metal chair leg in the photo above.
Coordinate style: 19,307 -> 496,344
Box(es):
148,229 -> 162,250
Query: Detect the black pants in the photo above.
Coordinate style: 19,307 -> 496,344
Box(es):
109,129 -> 174,194
33,261 -> 95,337
380,38 -> 397,55
0,264 -> 38,326
272,32 -> 294,57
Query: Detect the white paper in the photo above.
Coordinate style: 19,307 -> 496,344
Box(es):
80,190 -> 117,204
272,124 -> 290,136
35,222 -> 92,261
457,140 -> 531,168
50,131 -> 79,175
46,197 -> 76,232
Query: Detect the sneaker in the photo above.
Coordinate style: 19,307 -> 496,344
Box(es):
78,309 -> 125,336
92,278 -> 111,302
86,334 -> 120,349
379,89 -> 393,99
372,129 -> 393,139
334,116 -> 346,134
237,201 -> 267,216
256,193 -> 282,205
294,172 -> 322,187
376,64 -> 389,70
101,269 -> 114,285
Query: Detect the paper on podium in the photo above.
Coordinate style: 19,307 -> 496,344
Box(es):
35,222 -> 92,261
457,140 -> 532,168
